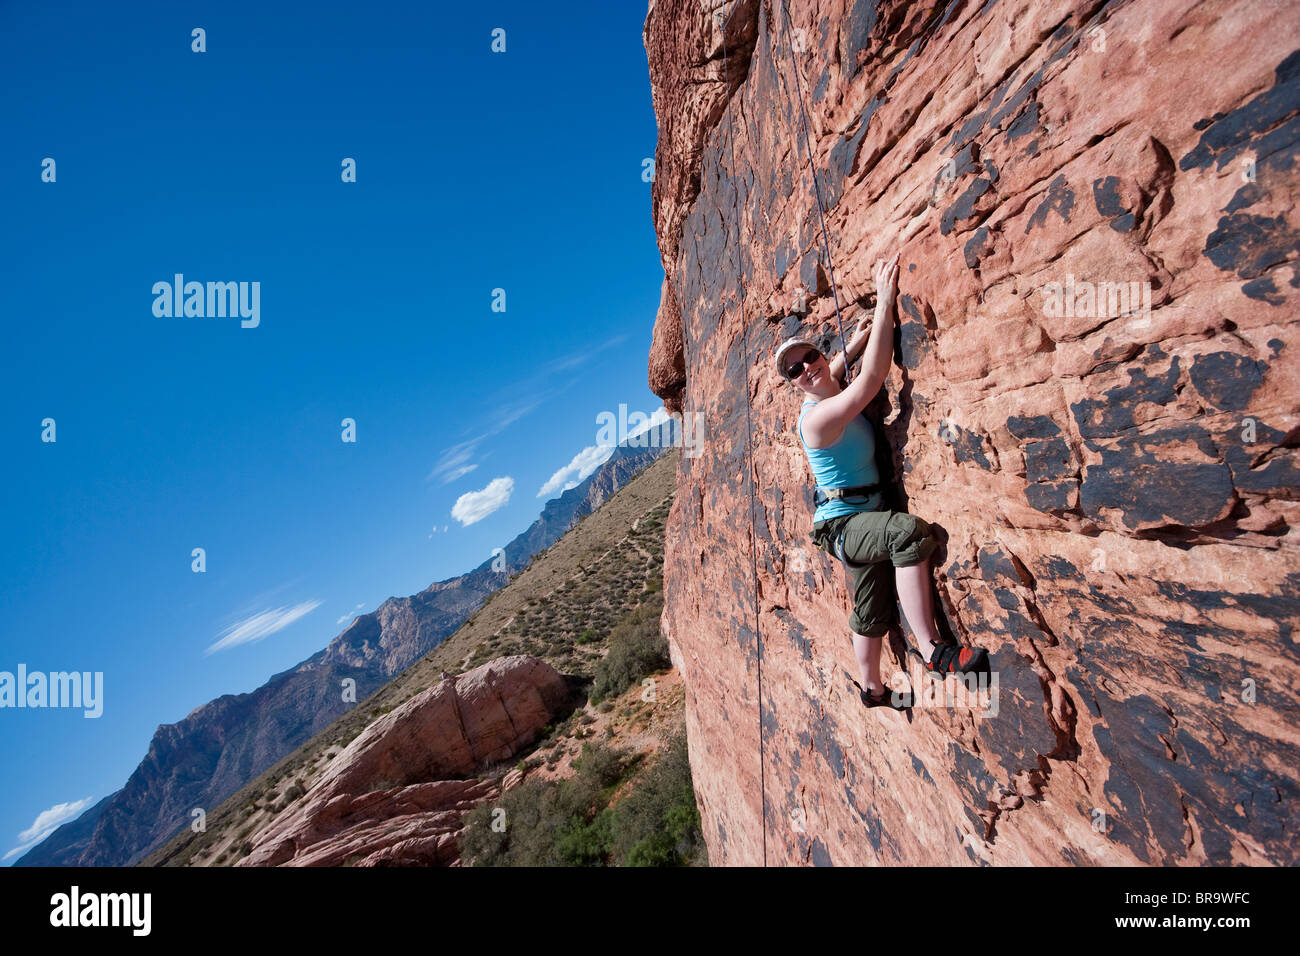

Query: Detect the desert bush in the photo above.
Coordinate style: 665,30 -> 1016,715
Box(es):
588,595 -> 668,706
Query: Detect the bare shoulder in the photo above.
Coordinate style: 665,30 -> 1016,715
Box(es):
800,402 -> 843,449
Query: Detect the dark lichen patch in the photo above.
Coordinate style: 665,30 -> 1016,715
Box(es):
808,837 -> 834,866
1039,555 -> 1081,581
1241,275 -> 1285,304
942,421 -> 994,470
1223,442 -> 1300,502
1090,693 -> 1191,863
1093,175 -> 1126,217
1071,355 -> 1181,438
963,225 -> 991,269
978,544 -> 1026,588
1064,665 -> 1102,719
773,608 -> 812,660
1006,99 -> 1040,141
947,742 -> 1000,835
1025,174 -> 1075,233
1025,479 -> 1078,513
1026,436 -> 1077,483
796,713 -> 846,780
1006,414 -> 1062,441
1188,350 -> 1266,411
1078,423 -> 1235,530
841,0 -> 880,78
898,318 -> 930,370
1179,49 -> 1300,175
1203,211 -> 1300,280
1156,574 -> 1300,650
910,753 -> 935,785
939,176 -> 993,236
1092,175 -> 1136,232
975,646 -> 1059,765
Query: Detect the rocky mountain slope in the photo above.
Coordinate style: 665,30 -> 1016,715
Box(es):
645,0 -> 1298,864
143,451 -> 682,867
19,439 -> 670,867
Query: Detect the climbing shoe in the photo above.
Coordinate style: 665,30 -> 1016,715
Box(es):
858,681 -> 911,710
919,642 -> 988,676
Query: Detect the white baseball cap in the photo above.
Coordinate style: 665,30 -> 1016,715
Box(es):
774,337 -> 820,380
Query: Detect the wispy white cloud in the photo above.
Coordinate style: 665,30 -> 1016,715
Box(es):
452,477 -> 514,526
537,444 -> 616,498
536,404 -> 671,501
205,600 -> 323,655
4,797 -> 94,860
427,333 -> 632,485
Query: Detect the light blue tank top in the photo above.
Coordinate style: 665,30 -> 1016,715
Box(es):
798,399 -> 884,522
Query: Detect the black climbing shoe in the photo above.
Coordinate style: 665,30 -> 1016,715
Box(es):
858,681 -> 911,710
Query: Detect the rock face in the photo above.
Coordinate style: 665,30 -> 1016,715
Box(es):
239,656 -> 569,867
645,0 -> 1299,864
19,443 -> 664,867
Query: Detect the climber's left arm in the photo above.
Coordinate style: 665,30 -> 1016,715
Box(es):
831,253 -> 900,387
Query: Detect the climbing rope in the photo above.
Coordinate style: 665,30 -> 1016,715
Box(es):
775,0 -> 852,381
718,0 -> 768,868
700,0 -> 857,864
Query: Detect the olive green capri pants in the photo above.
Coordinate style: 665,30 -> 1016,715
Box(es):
811,509 -> 939,637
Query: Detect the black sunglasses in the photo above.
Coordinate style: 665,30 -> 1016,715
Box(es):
784,349 -> 821,380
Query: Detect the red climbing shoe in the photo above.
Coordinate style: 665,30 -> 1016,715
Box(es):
921,642 -> 988,676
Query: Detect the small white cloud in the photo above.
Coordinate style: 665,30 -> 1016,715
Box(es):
4,797 -> 94,860
452,477 -> 514,526
335,613 -> 354,625
206,600 -> 323,655
355,603 -> 364,609
537,443 -> 616,499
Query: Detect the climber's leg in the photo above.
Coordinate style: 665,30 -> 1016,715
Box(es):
885,513 -> 942,660
843,552 -> 894,696
896,559 -> 941,661
850,630 -> 886,696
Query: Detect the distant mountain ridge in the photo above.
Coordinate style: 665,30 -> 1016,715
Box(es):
17,435 -> 671,867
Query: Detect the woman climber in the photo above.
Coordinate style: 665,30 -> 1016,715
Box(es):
776,252 -> 988,709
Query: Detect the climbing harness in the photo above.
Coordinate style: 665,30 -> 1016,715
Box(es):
813,483 -> 880,508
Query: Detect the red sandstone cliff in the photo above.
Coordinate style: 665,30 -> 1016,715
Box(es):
645,0 -> 1299,864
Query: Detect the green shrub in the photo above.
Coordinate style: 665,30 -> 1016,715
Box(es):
608,729 -> 703,866
590,595 -> 669,704
459,731 -> 703,868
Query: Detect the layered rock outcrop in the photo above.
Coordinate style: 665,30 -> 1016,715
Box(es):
645,0 -> 1299,864
239,656 -> 569,867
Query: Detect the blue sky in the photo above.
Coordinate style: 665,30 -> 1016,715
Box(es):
0,0 -> 667,861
